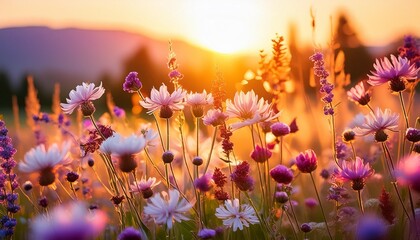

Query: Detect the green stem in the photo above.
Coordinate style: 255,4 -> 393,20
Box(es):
310,172 -> 333,240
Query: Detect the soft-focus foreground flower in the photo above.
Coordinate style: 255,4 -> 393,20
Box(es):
367,54 -> 419,92
118,227 -> 144,240
61,82 -> 105,115
395,154 -> 420,192
197,228 -> 216,239
355,214 -> 388,240
354,108 -> 399,142
347,81 -> 372,106
215,199 -> 259,232
186,90 -> 213,118
130,177 -> 160,199
30,202 -> 107,240
19,142 -> 71,186
334,157 -> 374,191
295,149 -> 318,173
194,173 -> 214,192
226,90 -> 279,130
123,72 -> 142,93
140,84 -> 186,118
143,189 -> 192,229
100,133 -> 145,172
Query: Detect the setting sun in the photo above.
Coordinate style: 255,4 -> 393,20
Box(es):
189,1 -> 263,53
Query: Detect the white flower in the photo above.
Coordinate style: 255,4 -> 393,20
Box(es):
215,199 -> 259,231
19,142 -> 71,173
186,90 -> 213,107
137,123 -> 159,147
354,108 -> 399,136
143,189 -> 192,229
226,90 -> 279,130
31,202 -> 107,240
140,84 -> 186,116
61,82 -> 105,114
99,133 -> 145,156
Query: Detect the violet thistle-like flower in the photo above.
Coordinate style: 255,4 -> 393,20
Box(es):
0,121 -> 19,238
309,52 -> 335,115
334,157 -> 374,191
250,145 -> 272,163
354,108 -> 399,142
269,165 -> 294,184
197,228 -> 216,239
398,35 -> 420,70
367,54 -> 419,92
295,149 -> 318,173
123,72 -> 143,93
230,161 -> 254,192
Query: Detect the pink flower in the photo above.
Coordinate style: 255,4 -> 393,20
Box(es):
395,154 -> 420,193
130,177 -> 160,199
347,81 -> 372,106
186,90 -> 213,118
140,84 -> 186,118
368,54 -> 419,92
334,157 -> 374,190
202,109 -> 228,127
61,82 -> 105,115
250,145 -> 272,163
295,149 -> 318,173
354,108 -> 399,142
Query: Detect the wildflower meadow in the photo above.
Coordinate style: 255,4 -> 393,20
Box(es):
1,31 -> 420,240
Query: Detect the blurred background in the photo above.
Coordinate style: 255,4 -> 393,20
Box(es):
0,0 -> 419,114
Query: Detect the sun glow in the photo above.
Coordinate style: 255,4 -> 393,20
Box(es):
190,1 -> 263,54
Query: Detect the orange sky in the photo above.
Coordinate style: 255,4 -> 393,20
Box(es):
1,0 -> 419,53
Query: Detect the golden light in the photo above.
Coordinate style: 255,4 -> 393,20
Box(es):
189,1 -> 262,54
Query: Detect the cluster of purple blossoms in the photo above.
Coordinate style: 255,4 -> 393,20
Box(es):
123,72 -> 143,93
231,161 -> 254,192
398,35 -> 420,69
0,121 -> 19,238
309,52 -> 335,115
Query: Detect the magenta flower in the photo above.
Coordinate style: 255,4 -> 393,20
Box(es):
194,173 -> 214,192
231,161 -> 254,192
295,149 -> 318,173
123,72 -> 142,93
367,54 -> 419,92
347,81 -> 371,106
250,145 -> 272,163
270,165 -> 294,184
270,122 -> 290,137
354,108 -> 399,142
334,157 -> 374,190
395,154 -> 420,193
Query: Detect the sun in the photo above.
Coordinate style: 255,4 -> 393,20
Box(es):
189,1 -> 262,54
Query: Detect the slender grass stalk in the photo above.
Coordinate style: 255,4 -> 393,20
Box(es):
178,125 -> 195,189
357,190 -> 364,214
398,92 -> 410,129
244,192 -> 271,239
203,126 -> 217,174
288,198 -> 300,238
283,205 -> 298,240
309,172 -> 333,240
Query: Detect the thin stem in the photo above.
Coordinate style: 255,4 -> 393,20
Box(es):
166,118 -> 170,152
137,90 -> 165,151
399,92 -> 409,129
391,182 -> 411,221
179,126 -> 195,189
328,105 -> 339,169
350,142 -> 356,160
196,117 -> 199,157
366,103 -> 375,113
357,190 -> 364,214
203,126 -> 218,174
310,172 -> 333,240
283,206 -> 299,240
288,198 -> 300,236
88,115 -> 105,140
165,164 -> 170,190
280,137 -> 283,165
244,192 -> 271,239
408,187 -> 420,239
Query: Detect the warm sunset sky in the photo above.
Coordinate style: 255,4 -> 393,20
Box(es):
1,0 -> 419,53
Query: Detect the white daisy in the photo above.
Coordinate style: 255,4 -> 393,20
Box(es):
19,142 -> 72,186
140,84 -> 186,118
61,82 -> 105,115
215,198 -> 259,231
143,189 -> 192,229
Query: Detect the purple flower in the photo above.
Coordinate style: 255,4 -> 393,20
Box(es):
334,157 -> 374,190
194,174 -> 214,192
118,227 -> 143,240
395,154 -> 420,193
347,81 -> 372,106
398,35 -> 420,68
113,106 -> 126,118
250,145 -> 272,163
368,54 -> 419,92
270,165 -> 294,184
270,122 -> 290,137
304,197 -> 318,209
295,149 -> 318,173
123,72 -> 142,93
197,228 -> 216,239
231,161 -> 254,192
406,127 -> 420,142
310,52 -> 335,115
356,215 -> 388,240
